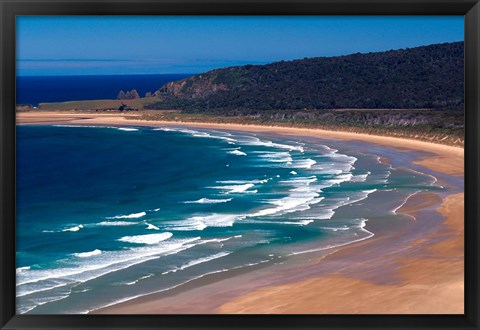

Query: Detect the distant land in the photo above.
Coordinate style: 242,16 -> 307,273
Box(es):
25,42 -> 464,147
149,41 -> 464,112
16,74 -> 191,107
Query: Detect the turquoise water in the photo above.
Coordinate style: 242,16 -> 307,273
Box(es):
16,125 -> 440,314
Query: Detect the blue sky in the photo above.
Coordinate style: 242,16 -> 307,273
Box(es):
16,16 -> 463,76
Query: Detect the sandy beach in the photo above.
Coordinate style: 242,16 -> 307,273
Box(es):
17,111 -> 464,314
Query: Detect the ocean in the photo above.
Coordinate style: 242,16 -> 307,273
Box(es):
16,74 -> 192,106
16,124 -> 441,314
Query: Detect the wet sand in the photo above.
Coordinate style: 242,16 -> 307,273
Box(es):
218,193 -> 464,314
17,111 -> 464,314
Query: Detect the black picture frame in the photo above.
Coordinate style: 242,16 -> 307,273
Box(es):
1,1 -> 479,329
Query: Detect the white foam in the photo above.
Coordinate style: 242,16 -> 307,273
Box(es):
146,223 -> 160,230
73,249 -> 102,258
351,171 -> 370,182
17,237 -> 201,288
254,152 -> 318,170
319,226 -> 350,232
191,214 -> 239,227
216,179 -> 268,184
244,219 -> 314,226
62,225 -> 83,232
288,218 -> 374,256
53,125 -> 117,129
162,219 -> 207,231
17,281 -> 70,298
89,268 -> 232,313
290,171 -> 297,175
17,305 -> 39,314
118,232 -> 173,245
256,151 -> 293,163
199,236 -> 242,244
293,158 -> 317,169
16,266 -> 30,274
280,175 -> 317,185
97,221 -> 137,226
299,188 -> 377,223
184,198 -> 233,204
176,174 -> 331,229
317,173 -> 354,188
228,149 -> 247,156
17,239 -> 206,313
295,207 -> 337,221
209,183 -> 257,194
106,212 -> 146,219
163,214 -> 240,231
319,169 -> 344,175
254,195 -> 323,218
178,253 -> 230,270
310,150 -> 357,174
319,144 -> 338,153
334,173 -> 354,182
273,173 -> 373,222
239,136 -> 304,152
87,259 -> 271,314
248,175 -> 323,218
407,168 -> 439,186
392,191 -> 421,215
162,251 -> 231,275
154,127 -> 176,132
339,190 -> 377,208
124,274 -> 154,286
291,187 -> 377,224
154,127 -> 237,143
329,153 -> 358,164
30,294 -> 70,307
117,127 -> 139,132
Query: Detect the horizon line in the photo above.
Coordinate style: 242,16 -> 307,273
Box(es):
16,40 -> 464,77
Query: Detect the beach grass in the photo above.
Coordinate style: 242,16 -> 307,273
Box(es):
38,97 -> 158,111
136,110 -> 464,147
31,96 -> 464,148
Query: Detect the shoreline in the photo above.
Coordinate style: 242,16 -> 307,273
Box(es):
17,111 -> 463,159
218,192 -> 464,314
17,111 -> 464,314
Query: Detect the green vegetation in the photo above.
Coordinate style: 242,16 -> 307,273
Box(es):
137,41 -> 464,147
148,42 -> 464,112
16,104 -> 36,112
38,97 -> 157,111
30,41 -> 465,147
137,109 -> 464,147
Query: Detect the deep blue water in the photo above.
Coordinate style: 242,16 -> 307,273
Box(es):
16,125 -> 440,314
16,74 -> 192,106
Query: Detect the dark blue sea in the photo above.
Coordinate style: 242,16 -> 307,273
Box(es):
16,125 -> 441,314
16,74 -> 192,106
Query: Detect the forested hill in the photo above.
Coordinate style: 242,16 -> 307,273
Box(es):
148,41 -> 464,112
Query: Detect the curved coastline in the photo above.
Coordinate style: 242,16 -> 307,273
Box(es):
16,111 -> 464,314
